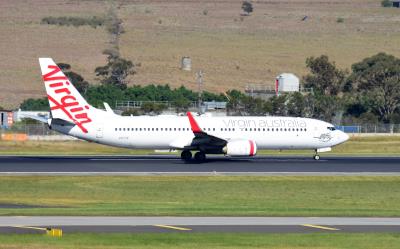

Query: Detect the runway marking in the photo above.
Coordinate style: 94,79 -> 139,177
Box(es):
89,158 -> 177,161
154,224 -> 192,231
11,225 -> 47,231
302,224 -> 340,231
0,172 -> 399,176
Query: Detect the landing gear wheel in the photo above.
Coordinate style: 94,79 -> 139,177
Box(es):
181,150 -> 192,161
313,155 -> 320,160
194,151 -> 206,162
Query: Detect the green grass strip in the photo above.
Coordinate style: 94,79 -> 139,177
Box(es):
0,176 -> 399,216
1,233 -> 400,249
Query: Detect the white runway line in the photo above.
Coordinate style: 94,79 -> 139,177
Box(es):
0,172 -> 399,176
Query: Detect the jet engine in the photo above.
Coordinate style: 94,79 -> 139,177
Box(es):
223,140 -> 257,156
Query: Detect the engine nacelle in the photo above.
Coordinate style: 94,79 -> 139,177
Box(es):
223,140 -> 257,157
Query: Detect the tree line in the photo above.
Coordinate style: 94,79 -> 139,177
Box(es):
19,52 -> 400,124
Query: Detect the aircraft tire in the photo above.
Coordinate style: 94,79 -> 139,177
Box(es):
194,151 -> 206,162
181,150 -> 192,161
313,155 -> 320,160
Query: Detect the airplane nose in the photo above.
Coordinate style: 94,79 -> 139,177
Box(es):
339,131 -> 349,143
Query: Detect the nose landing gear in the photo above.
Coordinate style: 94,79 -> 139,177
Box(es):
313,149 -> 320,160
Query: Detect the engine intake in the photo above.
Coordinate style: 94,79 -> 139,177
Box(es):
223,140 -> 257,156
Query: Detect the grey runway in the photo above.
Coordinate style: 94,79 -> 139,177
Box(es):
1,217 -> 400,233
0,155 -> 400,176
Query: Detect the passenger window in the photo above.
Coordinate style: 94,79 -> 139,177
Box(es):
115,128 -> 117,131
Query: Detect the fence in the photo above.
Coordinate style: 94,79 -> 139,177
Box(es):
1,123 -> 58,136
336,124 -> 400,134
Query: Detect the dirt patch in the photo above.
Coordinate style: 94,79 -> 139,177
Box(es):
1,0 -> 400,108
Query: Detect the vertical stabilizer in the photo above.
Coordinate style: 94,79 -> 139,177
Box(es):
39,58 -> 93,133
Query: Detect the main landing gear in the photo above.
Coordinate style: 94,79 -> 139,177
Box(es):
181,150 -> 192,161
181,150 -> 206,162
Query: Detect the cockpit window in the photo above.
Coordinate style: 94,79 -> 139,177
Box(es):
327,127 -> 336,131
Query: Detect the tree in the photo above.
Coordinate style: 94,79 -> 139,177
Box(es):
141,102 -> 167,115
57,63 -> 89,94
95,2 -> 135,90
226,90 -> 246,115
20,98 -> 49,111
173,96 -> 190,113
271,95 -> 287,116
95,56 -> 135,90
303,55 -> 347,96
350,53 -> 400,122
241,1 -> 253,16
381,0 -> 392,7
312,94 -> 341,122
287,92 -> 305,117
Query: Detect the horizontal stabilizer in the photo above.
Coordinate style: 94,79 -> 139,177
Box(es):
19,113 -> 48,123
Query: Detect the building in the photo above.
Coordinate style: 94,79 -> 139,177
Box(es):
245,73 -> 312,100
393,1 -> 400,8
0,110 -> 13,128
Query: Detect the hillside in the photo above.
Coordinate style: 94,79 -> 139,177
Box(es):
1,0 -> 400,108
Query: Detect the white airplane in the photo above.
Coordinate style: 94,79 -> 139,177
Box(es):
28,58 -> 349,162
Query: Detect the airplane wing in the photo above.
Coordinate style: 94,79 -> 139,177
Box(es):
186,112 -> 227,150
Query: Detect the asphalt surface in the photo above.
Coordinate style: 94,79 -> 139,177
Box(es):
1,217 -> 400,233
0,155 -> 400,175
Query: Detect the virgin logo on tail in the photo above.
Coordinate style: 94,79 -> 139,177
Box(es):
43,65 -> 92,133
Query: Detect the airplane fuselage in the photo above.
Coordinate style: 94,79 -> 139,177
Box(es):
57,114 -> 348,151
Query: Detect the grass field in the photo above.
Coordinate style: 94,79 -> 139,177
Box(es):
1,0 -> 400,108
0,176 -> 399,216
1,233 -> 400,249
0,135 -> 399,155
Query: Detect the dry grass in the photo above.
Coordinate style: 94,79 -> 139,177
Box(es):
1,0 -> 400,108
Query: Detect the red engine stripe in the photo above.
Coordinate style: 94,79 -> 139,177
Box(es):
249,140 -> 255,156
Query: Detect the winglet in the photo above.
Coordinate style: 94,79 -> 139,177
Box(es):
187,112 -> 202,133
103,102 -> 114,114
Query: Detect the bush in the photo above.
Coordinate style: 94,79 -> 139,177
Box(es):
121,109 -> 140,116
381,0 -> 392,7
41,16 -> 105,28
336,17 -> 344,23
241,1 -> 253,15
20,98 -> 49,111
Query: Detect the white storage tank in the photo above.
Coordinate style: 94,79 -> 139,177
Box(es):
275,73 -> 299,93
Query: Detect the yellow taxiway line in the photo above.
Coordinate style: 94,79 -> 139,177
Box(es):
302,224 -> 340,231
154,224 -> 192,231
